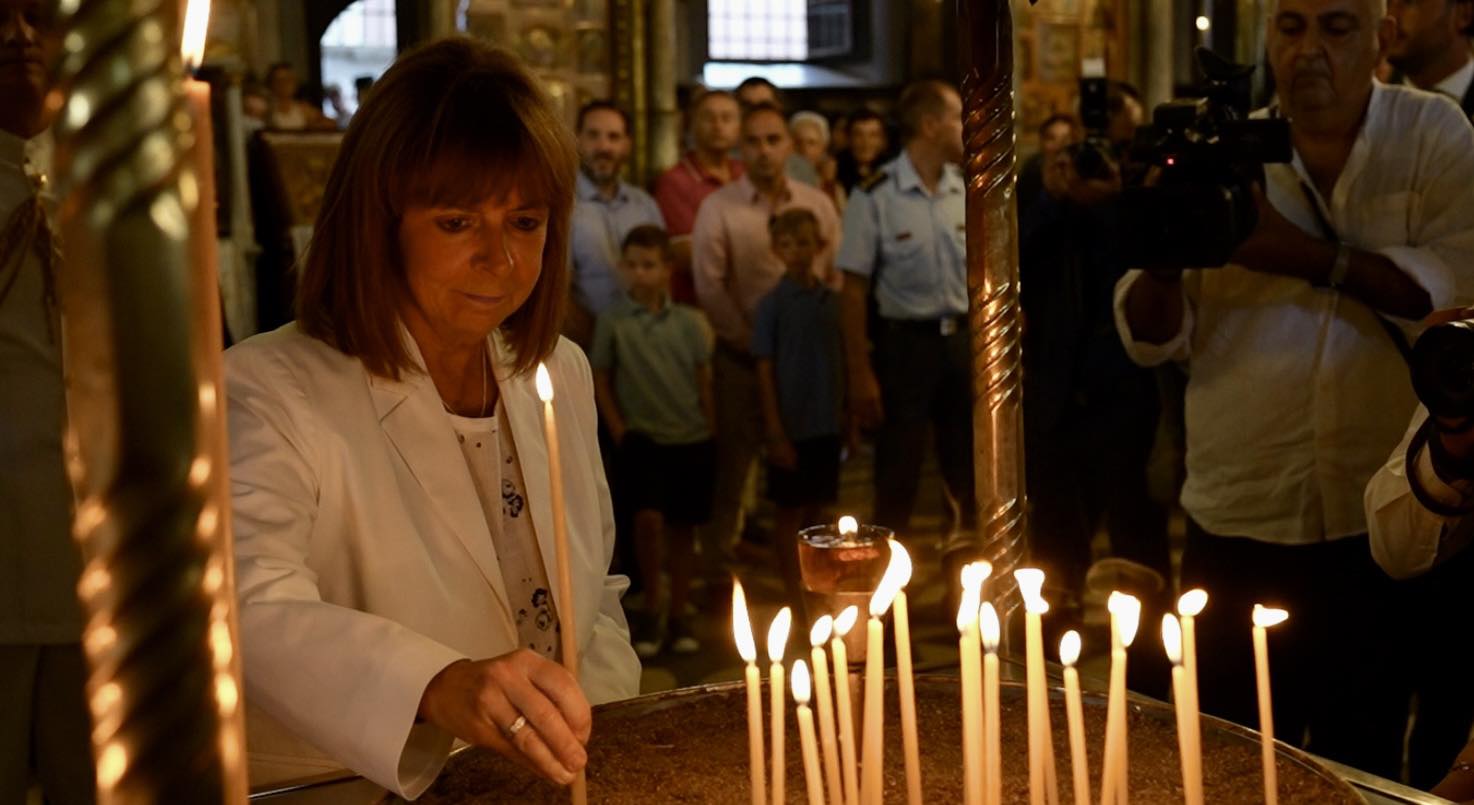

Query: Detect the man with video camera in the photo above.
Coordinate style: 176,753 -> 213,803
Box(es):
1114,0 -> 1474,777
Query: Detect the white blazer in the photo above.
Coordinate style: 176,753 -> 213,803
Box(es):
226,324 -> 640,799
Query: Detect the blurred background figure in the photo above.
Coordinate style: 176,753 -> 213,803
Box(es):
835,107 -> 891,194
789,110 -> 846,212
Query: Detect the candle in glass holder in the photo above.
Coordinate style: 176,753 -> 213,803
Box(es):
769,607 -> 794,805
1253,605 -> 1289,805
832,605 -> 860,805
980,602 -> 1002,805
1101,592 -> 1140,805
1059,631 -> 1090,805
810,615 -> 843,805
793,660 -> 826,805
957,563 -> 987,805
887,539 -> 922,805
1162,614 -> 1203,805
1014,569 -> 1059,805
861,542 -> 907,805
733,580 -> 766,805
799,516 -> 891,640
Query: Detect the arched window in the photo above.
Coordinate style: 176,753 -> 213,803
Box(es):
320,0 -> 398,117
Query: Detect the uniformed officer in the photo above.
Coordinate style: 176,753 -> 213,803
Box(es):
837,80 -> 972,537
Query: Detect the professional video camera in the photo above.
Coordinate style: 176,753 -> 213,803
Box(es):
1413,319 -> 1474,420
1118,48 -> 1292,270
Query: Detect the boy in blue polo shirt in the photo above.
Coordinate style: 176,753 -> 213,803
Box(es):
591,225 -> 715,658
752,208 -> 846,611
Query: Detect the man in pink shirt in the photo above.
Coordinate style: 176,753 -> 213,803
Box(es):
692,102 -> 841,575
653,89 -> 744,304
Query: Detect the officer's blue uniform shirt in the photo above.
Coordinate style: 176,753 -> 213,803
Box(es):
570,171 -> 666,316
835,150 -> 968,321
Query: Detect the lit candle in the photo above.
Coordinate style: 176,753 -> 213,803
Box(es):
1253,605 -> 1289,805
534,365 -> 586,805
887,539 -> 922,805
733,581 -> 766,805
1100,592 -> 1140,805
1014,569 -> 1059,805
810,616 -> 844,805
182,0 -> 219,324
1162,615 -> 1203,805
980,603 -> 1002,805
861,542 -> 907,805
832,605 -> 860,805
1176,590 -> 1208,801
793,660 -> 827,805
770,607 -> 794,805
1059,631 -> 1090,805
957,563 -> 987,805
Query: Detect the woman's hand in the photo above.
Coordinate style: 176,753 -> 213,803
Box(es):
418,651 -> 592,786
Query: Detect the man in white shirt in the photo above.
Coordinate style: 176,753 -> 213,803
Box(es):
1387,0 -> 1474,116
1115,0 -> 1474,777
0,2 -> 95,802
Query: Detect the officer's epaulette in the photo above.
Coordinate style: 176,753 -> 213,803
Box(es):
855,171 -> 889,194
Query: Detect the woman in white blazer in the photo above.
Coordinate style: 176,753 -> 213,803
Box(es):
226,40 -> 640,799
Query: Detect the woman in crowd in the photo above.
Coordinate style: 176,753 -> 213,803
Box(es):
789,110 -> 845,212
262,61 -> 337,130
227,39 -> 639,799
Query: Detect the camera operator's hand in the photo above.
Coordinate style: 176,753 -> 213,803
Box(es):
1230,183 -> 1317,275
1043,150 -> 1121,207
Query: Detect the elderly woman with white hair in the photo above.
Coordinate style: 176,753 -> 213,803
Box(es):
789,111 -> 845,213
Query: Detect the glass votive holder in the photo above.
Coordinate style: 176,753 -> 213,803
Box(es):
798,521 -> 893,663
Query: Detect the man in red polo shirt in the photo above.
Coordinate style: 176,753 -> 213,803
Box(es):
653,89 -> 744,303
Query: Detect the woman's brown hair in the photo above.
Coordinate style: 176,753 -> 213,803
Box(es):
296,38 -> 576,379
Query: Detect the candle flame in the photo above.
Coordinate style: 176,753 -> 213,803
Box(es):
732,579 -> 756,662
869,539 -> 912,617
979,602 -> 1001,652
833,605 -> 859,636
791,658 -> 812,704
535,363 -> 554,402
1013,567 -> 1050,614
956,578 -> 981,632
838,515 -> 858,536
1060,630 -> 1081,667
181,0 -> 211,70
810,615 -> 834,647
1252,604 -> 1289,629
768,606 -> 793,662
1162,613 -> 1183,665
1108,591 -> 1142,647
1177,588 -> 1209,617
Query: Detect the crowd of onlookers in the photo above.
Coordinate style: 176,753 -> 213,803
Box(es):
564,76 -> 972,663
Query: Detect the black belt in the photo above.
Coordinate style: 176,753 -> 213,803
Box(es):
881,315 -> 965,336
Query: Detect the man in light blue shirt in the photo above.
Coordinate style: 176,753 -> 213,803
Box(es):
568,101 -> 665,345
837,80 -> 972,540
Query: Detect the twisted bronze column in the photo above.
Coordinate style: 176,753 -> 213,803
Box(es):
49,0 -> 247,801
960,0 -> 1028,616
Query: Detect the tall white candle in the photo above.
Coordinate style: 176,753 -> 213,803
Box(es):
1163,615 -> 1203,805
769,607 -> 794,805
980,603 -> 1002,805
793,660 -> 827,805
957,563 -> 987,805
535,364 -> 587,805
811,616 -> 844,805
1177,591 -> 1208,803
832,605 -> 860,805
1014,569 -> 1059,805
887,540 -> 922,805
1100,592 -> 1140,805
1059,631 -> 1090,805
1253,605 -> 1289,805
861,542 -> 907,805
733,581 -> 766,805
